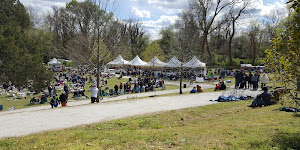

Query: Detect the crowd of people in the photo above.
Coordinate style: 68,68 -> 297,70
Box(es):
1,64 -> 275,110
89,76 -> 167,103
233,69 -> 269,90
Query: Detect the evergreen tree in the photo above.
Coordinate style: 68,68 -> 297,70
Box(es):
0,0 -> 52,92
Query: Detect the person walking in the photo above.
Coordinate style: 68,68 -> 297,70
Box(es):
90,85 -> 99,103
114,84 -> 119,95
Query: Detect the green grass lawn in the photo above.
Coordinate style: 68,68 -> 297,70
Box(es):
0,101 -> 299,149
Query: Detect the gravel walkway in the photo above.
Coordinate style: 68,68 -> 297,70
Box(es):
0,87 -> 260,138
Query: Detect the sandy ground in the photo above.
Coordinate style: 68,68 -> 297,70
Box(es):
0,86 -> 260,138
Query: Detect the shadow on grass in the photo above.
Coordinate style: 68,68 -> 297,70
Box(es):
293,113 -> 300,117
272,132 -> 300,149
248,132 -> 300,149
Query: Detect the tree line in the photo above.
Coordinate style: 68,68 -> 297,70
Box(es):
0,0 -> 298,93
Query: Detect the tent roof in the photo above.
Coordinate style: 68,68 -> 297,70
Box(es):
183,56 -> 206,68
241,64 -> 252,67
107,54 -> 130,65
164,56 -> 182,68
146,56 -> 166,67
48,58 -> 61,65
129,55 -> 147,66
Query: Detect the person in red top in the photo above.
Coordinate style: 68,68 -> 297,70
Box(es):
214,81 -> 226,91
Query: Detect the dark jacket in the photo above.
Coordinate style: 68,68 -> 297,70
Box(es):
257,91 -> 272,104
59,93 -> 68,103
219,84 -> 226,90
236,72 -> 244,81
114,85 -> 118,92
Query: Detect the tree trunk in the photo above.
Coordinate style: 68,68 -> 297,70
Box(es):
228,21 -> 235,66
96,29 -> 100,102
228,37 -> 233,66
180,66 -> 183,94
252,45 -> 256,65
250,35 -> 257,65
206,37 -> 212,61
203,32 -> 212,62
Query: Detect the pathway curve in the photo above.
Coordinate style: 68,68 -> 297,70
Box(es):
1,83 -> 214,115
0,88 -> 260,138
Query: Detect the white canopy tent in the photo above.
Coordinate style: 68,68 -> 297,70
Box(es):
47,58 -> 62,67
164,56 -> 182,68
129,55 -> 147,67
107,54 -> 130,66
241,64 -> 253,68
183,56 -> 206,76
146,56 -> 166,67
183,56 -> 206,68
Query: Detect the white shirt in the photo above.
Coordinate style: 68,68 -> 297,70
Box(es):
90,87 -> 99,98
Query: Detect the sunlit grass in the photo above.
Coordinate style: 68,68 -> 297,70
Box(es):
0,101 -> 299,149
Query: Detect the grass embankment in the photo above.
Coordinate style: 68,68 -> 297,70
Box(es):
0,77 -> 179,111
0,101 -> 299,149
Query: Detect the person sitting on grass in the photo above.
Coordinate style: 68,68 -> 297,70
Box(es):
30,97 -> 39,104
190,87 -> 197,93
197,85 -> 203,92
40,95 -> 47,104
214,81 -> 226,91
248,87 -> 272,107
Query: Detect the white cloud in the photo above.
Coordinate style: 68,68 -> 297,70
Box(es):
131,0 -> 188,9
141,15 -> 179,40
19,0 -> 289,40
158,6 -> 182,15
20,0 -> 74,13
249,0 -> 287,16
131,7 -> 151,18
236,0 -> 288,31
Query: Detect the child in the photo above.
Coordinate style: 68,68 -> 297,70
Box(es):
50,96 -> 58,108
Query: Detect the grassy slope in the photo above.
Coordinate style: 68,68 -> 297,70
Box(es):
0,101 -> 299,150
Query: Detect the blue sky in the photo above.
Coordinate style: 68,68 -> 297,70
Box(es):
20,0 -> 288,40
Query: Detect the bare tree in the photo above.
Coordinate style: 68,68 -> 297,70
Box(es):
226,0 -> 252,65
248,20 -> 260,65
263,9 -> 287,41
174,21 -> 196,94
189,0 -> 232,62
46,0 -> 126,101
